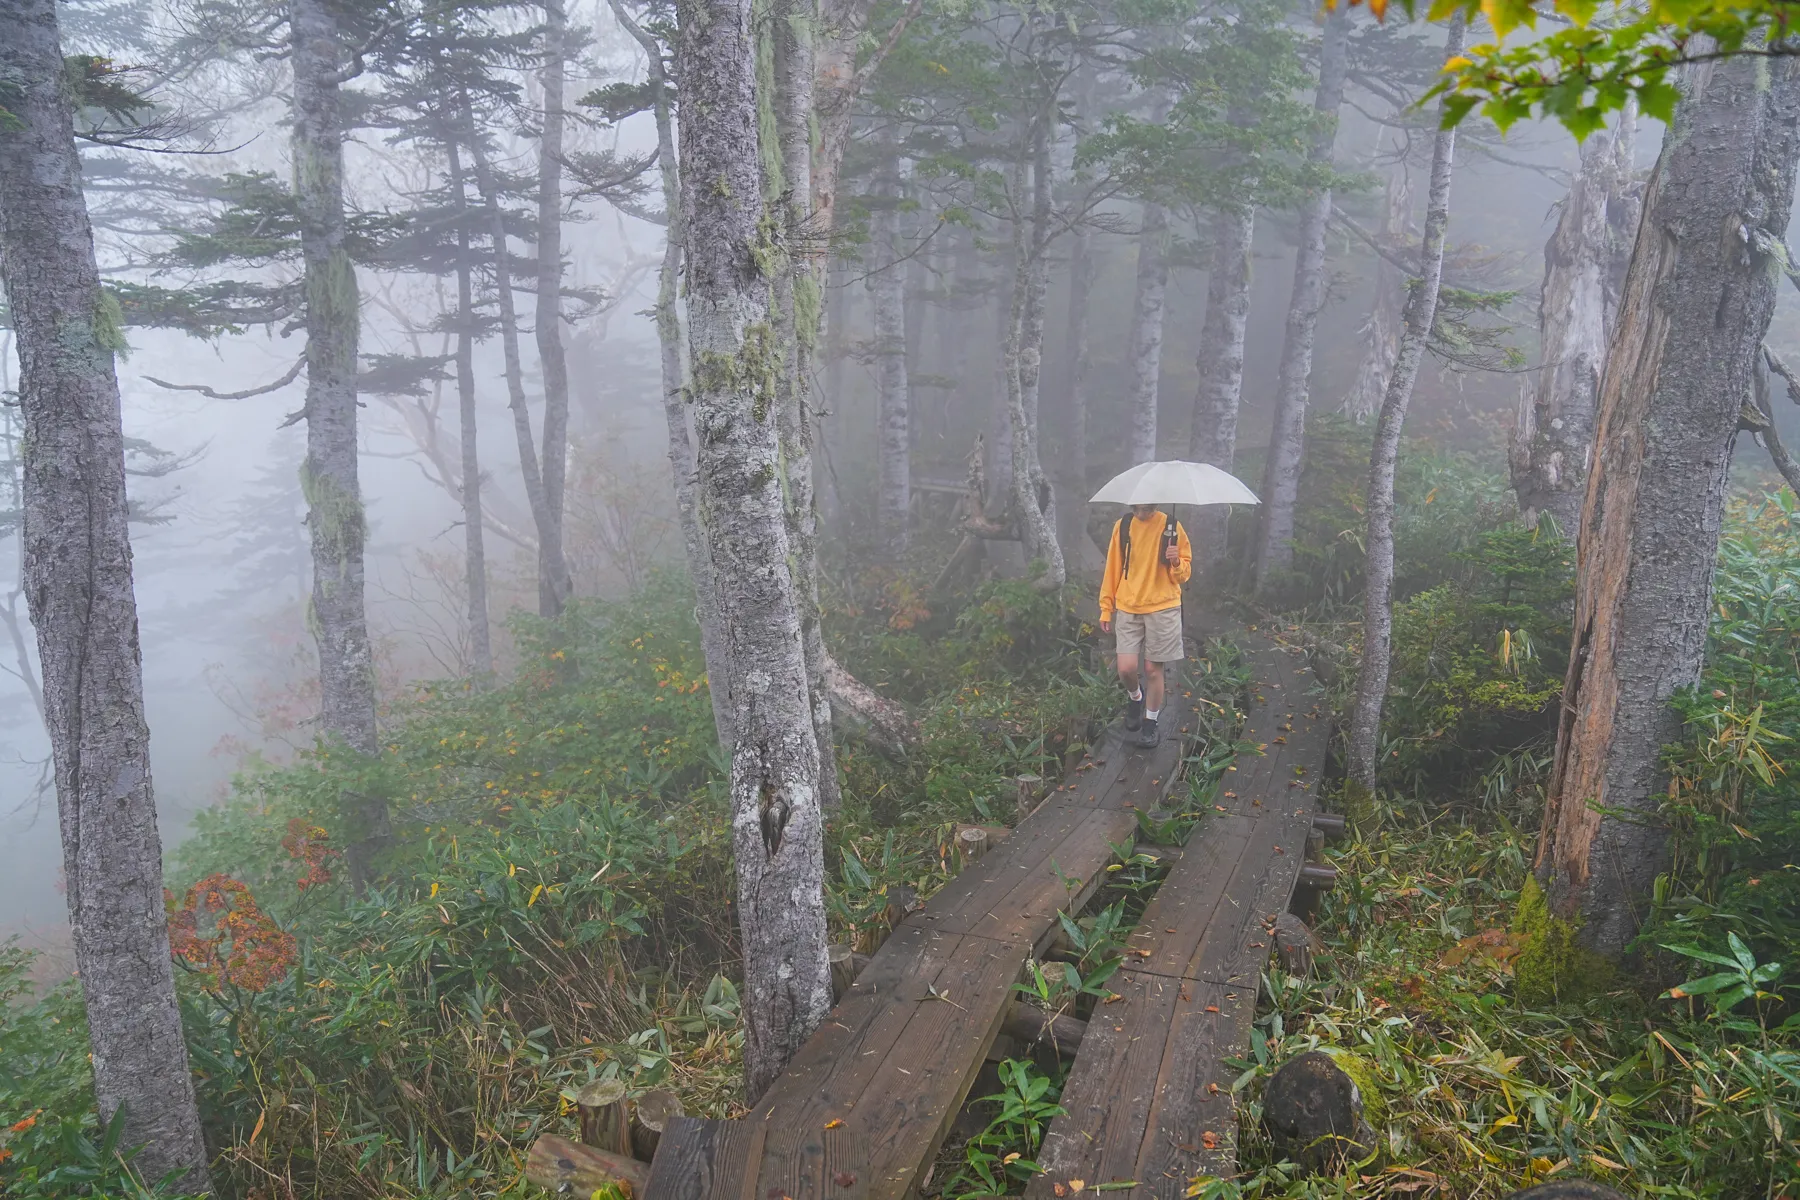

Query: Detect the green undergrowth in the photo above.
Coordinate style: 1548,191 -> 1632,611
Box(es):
0,570 -> 1142,1200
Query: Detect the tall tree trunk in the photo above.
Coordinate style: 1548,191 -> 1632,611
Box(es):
1340,154 -> 1411,423
1126,202 -> 1170,467
1539,50 -> 1800,958
0,4 -> 210,1189
1253,3 -> 1348,592
1188,203 -> 1256,572
1055,218 -> 1096,570
1346,17 -> 1465,791
1511,106 -> 1640,535
468,112 -> 562,621
986,251 -> 1016,516
677,0 -> 831,1102
772,0 -> 842,808
1004,138 -> 1066,591
869,135 -> 911,553
447,140 -> 494,679
294,0 -> 385,884
535,0 -> 574,617
607,0 -> 736,749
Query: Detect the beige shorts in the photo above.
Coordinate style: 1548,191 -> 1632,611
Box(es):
1114,607 -> 1183,663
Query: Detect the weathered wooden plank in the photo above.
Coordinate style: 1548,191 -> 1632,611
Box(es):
643,1119 -> 762,1200
747,931 -> 1028,1200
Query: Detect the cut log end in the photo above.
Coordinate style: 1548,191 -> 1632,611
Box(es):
957,825 -> 990,863
577,1079 -> 631,1157
630,1088 -> 683,1162
1262,1051 -> 1373,1176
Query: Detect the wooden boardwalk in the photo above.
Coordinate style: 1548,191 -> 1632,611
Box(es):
645,630 -> 1331,1200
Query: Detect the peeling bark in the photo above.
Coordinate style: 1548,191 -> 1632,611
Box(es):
1510,105 -> 1640,535
1188,203 -> 1256,572
677,0 -> 830,1101
1254,4 -> 1348,591
1540,50 -> 1800,958
1346,17 -> 1465,792
1002,137 -> 1065,591
0,3 -> 209,1188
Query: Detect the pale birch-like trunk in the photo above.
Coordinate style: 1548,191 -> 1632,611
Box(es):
1346,17 -> 1465,791
294,0 -> 385,884
1511,106 -> 1640,535
1004,141 -> 1066,591
607,0 -> 736,749
1054,219 -> 1097,570
1188,203 -> 1256,572
869,137 -> 911,553
534,0 -> 574,617
1540,51 -> 1800,957
0,3 -> 210,1188
1340,155 -> 1411,423
1254,3 -> 1348,590
1126,202 -> 1170,467
677,0 -> 831,1100
447,139 -> 494,678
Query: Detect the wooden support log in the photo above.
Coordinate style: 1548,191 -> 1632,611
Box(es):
577,1079 -> 631,1156
1014,774 -> 1044,822
1001,1003 -> 1087,1059
828,942 -> 859,1003
630,1089 -> 683,1163
525,1134 -> 653,1198
1298,863 -> 1338,891
1311,812 -> 1347,842
957,826 -> 990,863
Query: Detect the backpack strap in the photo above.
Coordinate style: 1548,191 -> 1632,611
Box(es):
1117,517 -> 1132,579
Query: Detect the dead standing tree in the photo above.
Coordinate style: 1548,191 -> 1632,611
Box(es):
0,2 -> 210,1188
1538,49 -> 1800,961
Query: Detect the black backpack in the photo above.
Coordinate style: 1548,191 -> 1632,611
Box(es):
1116,510 -> 1183,579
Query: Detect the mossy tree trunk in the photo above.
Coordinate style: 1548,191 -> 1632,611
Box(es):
677,0 -> 831,1101
293,0 -> 386,882
0,3 -> 210,1189
1345,17 -> 1465,792
607,0 -> 736,750
1539,51 -> 1800,959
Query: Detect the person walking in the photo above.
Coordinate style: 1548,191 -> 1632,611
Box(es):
1099,503 -> 1191,748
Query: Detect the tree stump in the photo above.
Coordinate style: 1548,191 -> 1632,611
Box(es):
957,826 -> 990,864
630,1088 -> 683,1162
1262,1051 -> 1373,1174
577,1079 -> 631,1156
1503,1184 -> 1629,1200
1271,912 -> 1319,980
1014,774 -> 1044,821
828,942 -> 859,1003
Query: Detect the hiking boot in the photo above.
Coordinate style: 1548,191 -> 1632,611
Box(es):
1124,693 -> 1144,731
1136,715 -> 1161,749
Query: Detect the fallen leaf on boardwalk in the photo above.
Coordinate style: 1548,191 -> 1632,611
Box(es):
824,1119 -> 844,1129
1104,992 -> 1123,1004
1222,791 -> 1237,798
1273,737 -> 1287,745
1003,1153 -> 1022,1164
1207,1083 -> 1221,1095
1135,949 -> 1152,957
833,1172 -> 858,1188
1201,1131 -> 1219,1150
1249,941 -> 1265,948
1070,1181 -> 1087,1194
1164,927 -> 1177,933
1204,1005 -> 1220,1013
1054,1185 -> 1067,1197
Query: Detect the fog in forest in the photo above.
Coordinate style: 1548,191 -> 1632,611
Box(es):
2,0 -> 1744,959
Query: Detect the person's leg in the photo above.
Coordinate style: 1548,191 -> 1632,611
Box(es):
1143,659 -> 1165,715
1118,651 -> 1141,695
1115,612 -> 1147,730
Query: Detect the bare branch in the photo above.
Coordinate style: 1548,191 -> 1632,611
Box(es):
1759,345 -> 1800,495
145,356 -> 304,401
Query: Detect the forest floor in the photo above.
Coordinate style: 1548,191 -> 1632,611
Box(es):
5,454 -> 1800,1199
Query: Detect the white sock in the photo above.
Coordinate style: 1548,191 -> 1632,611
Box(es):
1145,708 -> 1160,722
1129,688 -> 1143,701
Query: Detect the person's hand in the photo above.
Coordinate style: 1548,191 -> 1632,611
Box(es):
1100,617 -> 1112,633
1164,542 -> 1180,565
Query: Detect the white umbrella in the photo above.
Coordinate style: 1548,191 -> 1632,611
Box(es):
1089,460 -> 1260,507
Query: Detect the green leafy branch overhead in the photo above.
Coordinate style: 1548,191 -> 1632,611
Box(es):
1348,0 -> 1799,136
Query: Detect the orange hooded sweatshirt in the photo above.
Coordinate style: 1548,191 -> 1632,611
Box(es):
1099,510 -> 1191,621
